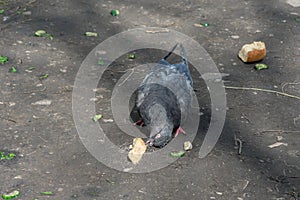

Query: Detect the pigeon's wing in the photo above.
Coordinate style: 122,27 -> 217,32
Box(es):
136,44 -> 193,126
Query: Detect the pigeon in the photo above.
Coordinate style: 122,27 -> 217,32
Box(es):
135,44 -> 193,147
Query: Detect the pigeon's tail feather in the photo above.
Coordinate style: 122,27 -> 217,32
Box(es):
179,44 -> 188,66
162,43 -> 178,61
160,43 -> 187,66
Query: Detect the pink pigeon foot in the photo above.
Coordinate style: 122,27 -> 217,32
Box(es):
134,118 -> 144,126
174,126 -> 186,137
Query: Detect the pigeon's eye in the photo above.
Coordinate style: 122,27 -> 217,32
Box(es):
155,133 -> 161,139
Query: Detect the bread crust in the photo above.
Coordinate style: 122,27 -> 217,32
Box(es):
238,41 -> 266,62
128,138 -> 146,164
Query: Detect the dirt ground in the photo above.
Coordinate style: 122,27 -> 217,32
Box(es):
0,0 -> 299,199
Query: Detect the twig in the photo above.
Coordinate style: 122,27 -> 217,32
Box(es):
38,136 -> 48,143
145,29 -> 170,34
0,117 -> 17,123
257,130 -> 300,134
22,86 -> 47,94
281,81 -> 300,93
26,150 -> 36,156
234,134 -> 243,155
224,86 -> 300,101
117,69 -> 134,87
242,180 -> 249,190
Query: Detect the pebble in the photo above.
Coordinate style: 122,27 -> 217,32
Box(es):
32,99 -> 52,106
231,35 -> 240,39
3,16 -> 9,21
22,11 -> 32,15
90,97 -> 98,102
14,175 -> 22,179
183,141 -> 193,151
9,102 -> 16,107
276,136 -> 283,141
103,119 -> 114,122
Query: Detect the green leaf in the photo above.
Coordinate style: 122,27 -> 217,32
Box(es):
35,30 -> 47,37
0,55 -> 8,64
28,66 -> 36,70
92,114 -> 102,122
0,152 -> 16,160
85,32 -> 98,37
200,22 -> 209,27
110,9 -> 120,16
170,150 -> 185,158
2,190 -> 20,199
98,59 -> 104,65
255,63 -> 268,70
9,67 -> 17,73
0,9 -> 4,14
39,74 -> 49,79
129,53 -> 135,59
40,191 -> 53,195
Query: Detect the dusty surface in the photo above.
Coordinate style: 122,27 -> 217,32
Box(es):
0,0 -> 299,199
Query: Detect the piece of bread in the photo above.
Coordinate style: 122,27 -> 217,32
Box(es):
128,138 -> 147,164
238,41 -> 266,62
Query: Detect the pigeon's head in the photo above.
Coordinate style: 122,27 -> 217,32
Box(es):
146,124 -> 173,148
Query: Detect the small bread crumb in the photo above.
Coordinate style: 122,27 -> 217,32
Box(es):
128,138 -> 147,164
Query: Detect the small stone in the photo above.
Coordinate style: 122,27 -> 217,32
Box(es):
231,35 -> 240,39
90,97 -> 98,102
3,16 -> 9,21
183,141 -> 193,151
32,99 -> 52,106
14,175 -> 22,179
22,11 -> 32,15
103,119 -> 114,122
9,102 -> 16,107
276,136 -> 283,141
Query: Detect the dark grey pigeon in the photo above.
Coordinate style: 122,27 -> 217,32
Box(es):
136,44 -> 193,147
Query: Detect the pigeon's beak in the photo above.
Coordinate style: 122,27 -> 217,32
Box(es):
146,138 -> 154,147
146,133 -> 162,147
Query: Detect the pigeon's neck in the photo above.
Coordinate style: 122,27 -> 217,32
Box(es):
148,104 -> 173,136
